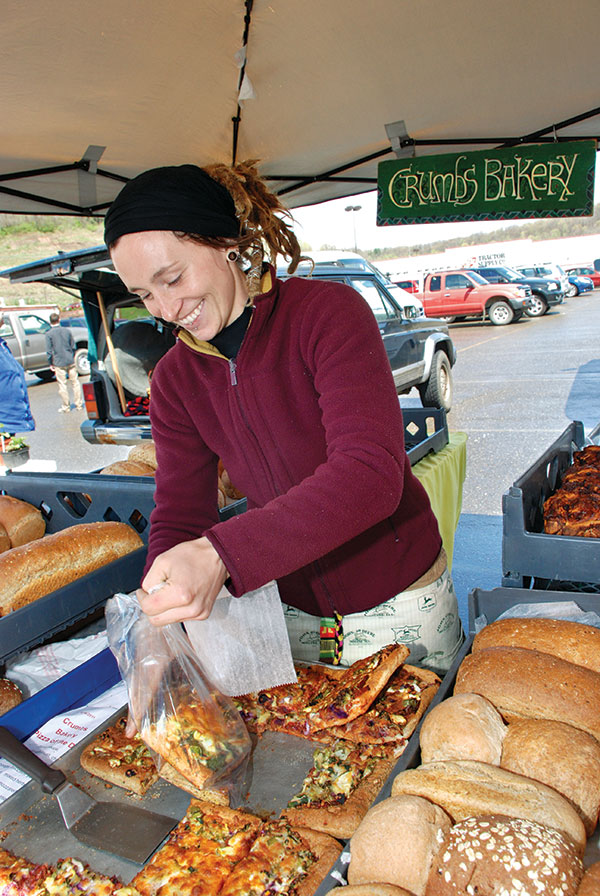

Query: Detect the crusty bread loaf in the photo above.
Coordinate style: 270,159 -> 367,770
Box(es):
127,441 -> 157,470
578,861 -> 600,895
391,759 -> 587,855
472,616 -> 600,673
99,460 -> 155,477
0,523 -> 10,555
501,718 -> 600,835
425,815 -> 583,896
0,521 -> 143,615
454,645 -> 600,742
0,678 -> 23,714
0,495 -> 46,547
419,693 -> 507,765
348,795 -> 452,896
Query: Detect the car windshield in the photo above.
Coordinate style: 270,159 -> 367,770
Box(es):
466,271 -> 490,285
495,266 -> 523,281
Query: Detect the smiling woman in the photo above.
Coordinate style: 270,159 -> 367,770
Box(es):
103,160 -> 464,674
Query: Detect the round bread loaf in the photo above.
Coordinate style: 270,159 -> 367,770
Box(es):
578,861 -> 600,895
0,495 -> 46,547
501,717 -> 600,836
419,692 -> 507,765
390,758 -> 587,855
472,616 -> 600,673
424,815 -> 583,896
99,460 -> 155,477
0,678 -> 23,714
127,441 -> 157,469
348,795 -> 452,896
326,887 -> 418,896
454,645 -> 600,743
0,523 -> 10,555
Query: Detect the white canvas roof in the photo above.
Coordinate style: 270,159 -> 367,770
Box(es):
0,0 -> 598,216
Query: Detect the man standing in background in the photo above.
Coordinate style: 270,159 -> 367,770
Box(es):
45,312 -> 83,413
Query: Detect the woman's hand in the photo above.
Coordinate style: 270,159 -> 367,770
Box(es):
137,537 -> 229,625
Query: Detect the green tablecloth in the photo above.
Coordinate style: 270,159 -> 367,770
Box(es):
412,431 -> 468,570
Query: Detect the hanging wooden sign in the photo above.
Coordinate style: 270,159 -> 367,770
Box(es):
377,139 -> 596,225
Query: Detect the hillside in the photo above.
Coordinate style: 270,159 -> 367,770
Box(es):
1,206 -> 600,306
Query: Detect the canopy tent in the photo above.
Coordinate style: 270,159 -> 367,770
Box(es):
0,0 -> 598,216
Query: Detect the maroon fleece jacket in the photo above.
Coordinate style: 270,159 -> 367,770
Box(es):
145,270 -> 442,617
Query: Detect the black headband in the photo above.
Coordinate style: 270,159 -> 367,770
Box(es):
104,164 -> 240,246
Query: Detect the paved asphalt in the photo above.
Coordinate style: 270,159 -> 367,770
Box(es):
12,288 -> 600,627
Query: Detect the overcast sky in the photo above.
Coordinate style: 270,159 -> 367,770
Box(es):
291,156 -> 600,252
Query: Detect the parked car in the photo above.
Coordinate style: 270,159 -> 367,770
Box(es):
0,246 -> 457,444
416,269 -> 530,325
0,305 -> 89,378
470,265 -> 563,317
394,279 -> 419,294
564,265 -> 600,288
515,263 -> 570,297
567,274 -> 595,296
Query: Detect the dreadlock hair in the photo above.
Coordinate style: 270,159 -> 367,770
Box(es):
201,160 -> 304,296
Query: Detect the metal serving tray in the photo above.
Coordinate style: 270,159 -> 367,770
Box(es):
501,421 -> 600,589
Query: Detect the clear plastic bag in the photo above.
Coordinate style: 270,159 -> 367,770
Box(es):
105,591 -> 251,796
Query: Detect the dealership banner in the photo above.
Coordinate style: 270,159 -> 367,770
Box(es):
377,139 -> 596,225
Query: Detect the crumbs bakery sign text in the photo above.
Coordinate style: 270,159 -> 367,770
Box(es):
377,140 -> 596,225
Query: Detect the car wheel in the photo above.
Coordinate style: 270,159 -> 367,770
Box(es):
525,295 -> 548,317
437,315 -> 456,323
75,347 -> 90,376
567,284 -> 579,297
418,350 -> 453,411
488,301 -> 514,325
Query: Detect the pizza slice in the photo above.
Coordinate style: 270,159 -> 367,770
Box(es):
0,846 -> 49,896
281,739 -> 403,839
79,714 -> 158,796
158,761 -> 229,805
141,697 -> 250,790
132,800 -> 261,896
218,820 -> 340,896
328,664 -> 441,744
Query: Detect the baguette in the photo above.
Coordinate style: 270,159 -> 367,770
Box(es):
454,645 -> 600,741
0,495 -> 46,547
472,616 -> 600,673
0,523 -> 9,555
390,759 -> 587,855
0,521 -> 143,615
99,460 -> 155,476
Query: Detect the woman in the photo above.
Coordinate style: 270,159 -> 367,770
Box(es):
104,161 -> 463,673
0,313 -> 35,440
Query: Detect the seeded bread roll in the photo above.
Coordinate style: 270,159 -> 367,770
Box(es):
326,887 -> 418,896
348,795 -> 452,896
500,718 -> 600,836
578,861 -> 600,895
391,759 -> 587,855
424,815 -> 583,896
472,616 -> 600,673
0,521 -> 143,615
0,679 -> 23,714
0,495 -> 45,547
454,645 -> 600,742
419,693 -> 507,765
99,460 -> 155,476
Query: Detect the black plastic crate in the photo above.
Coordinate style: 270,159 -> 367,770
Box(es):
469,585 -> 600,635
501,421 -> 600,589
403,406 -> 449,465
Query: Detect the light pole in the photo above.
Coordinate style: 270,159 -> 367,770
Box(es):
345,204 -> 362,253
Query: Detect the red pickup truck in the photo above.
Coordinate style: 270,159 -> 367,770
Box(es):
416,270 -> 531,325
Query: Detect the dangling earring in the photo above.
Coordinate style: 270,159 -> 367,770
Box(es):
228,250 -> 240,262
